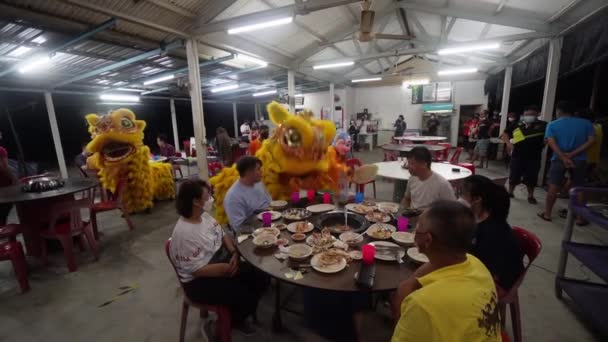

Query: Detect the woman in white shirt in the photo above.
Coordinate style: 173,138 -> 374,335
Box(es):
170,180 -> 267,334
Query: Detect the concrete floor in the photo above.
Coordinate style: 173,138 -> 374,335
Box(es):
1,149 -> 606,342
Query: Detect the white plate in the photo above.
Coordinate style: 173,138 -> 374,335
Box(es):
253,227 -> 280,237
272,223 -> 288,230
287,244 -> 313,260
369,241 -> 406,261
339,232 -> 364,246
365,212 -> 392,223
306,203 -> 336,213
407,247 -> 429,263
345,203 -> 376,214
270,200 -> 288,209
257,211 -> 282,221
306,234 -> 336,248
287,221 -> 314,233
311,253 -> 347,273
392,231 -> 414,245
366,223 -> 396,240
252,234 -> 277,249
377,202 -> 399,214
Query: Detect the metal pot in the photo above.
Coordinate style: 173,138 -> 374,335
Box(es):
313,210 -> 369,234
21,176 -> 65,192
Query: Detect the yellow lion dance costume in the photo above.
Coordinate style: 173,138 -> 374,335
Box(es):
211,101 -> 346,224
85,108 -> 175,213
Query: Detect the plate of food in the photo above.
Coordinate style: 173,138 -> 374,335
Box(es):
345,203 -> 376,215
366,223 -> 396,240
306,229 -> 336,249
391,231 -> 414,245
365,211 -> 392,223
311,250 -> 348,273
377,202 -> 400,214
272,223 -> 288,231
253,227 -> 280,237
407,247 -> 429,263
270,200 -> 288,209
252,234 -> 277,249
369,241 -> 405,261
256,211 -> 282,221
282,208 -> 312,221
306,203 -> 336,214
287,221 -> 314,234
291,233 -> 306,242
348,250 -> 362,260
276,238 -> 289,247
339,231 -> 364,247
287,244 -> 313,261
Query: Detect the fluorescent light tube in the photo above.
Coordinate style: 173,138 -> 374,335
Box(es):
402,79 -> 430,86
99,94 -> 140,102
116,88 -> 144,92
437,68 -> 478,76
253,89 -> 277,97
313,61 -> 354,69
18,56 -> 51,73
438,43 -> 500,55
228,17 -> 293,34
8,46 -> 32,57
236,54 -> 268,67
143,74 -> 174,85
352,77 -> 382,83
211,84 -> 239,93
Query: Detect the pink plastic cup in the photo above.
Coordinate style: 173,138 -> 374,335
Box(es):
362,244 -> 376,265
397,217 -> 409,232
322,193 -> 331,204
291,192 -> 300,204
307,190 -> 315,203
262,212 -> 272,226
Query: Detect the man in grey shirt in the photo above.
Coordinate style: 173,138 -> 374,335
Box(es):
402,147 -> 456,209
224,156 -> 272,233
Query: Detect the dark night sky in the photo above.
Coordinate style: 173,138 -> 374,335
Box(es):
0,92 -> 256,170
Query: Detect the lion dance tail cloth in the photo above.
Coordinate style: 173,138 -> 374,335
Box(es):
85,108 -> 175,213
211,101 -> 348,224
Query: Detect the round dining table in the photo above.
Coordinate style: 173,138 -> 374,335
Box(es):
374,161 -> 472,202
0,178 -> 98,256
382,143 -> 447,157
403,136 -> 447,144
237,206 -> 417,331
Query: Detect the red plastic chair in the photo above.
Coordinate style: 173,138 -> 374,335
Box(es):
165,239 -> 232,342
40,198 -> 99,272
0,224 -> 30,293
498,226 -> 542,342
447,147 -> 475,175
434,143 -> 451,162
346,158 -> 377,198
90,178 -> 134,240
208,161 -> 223,177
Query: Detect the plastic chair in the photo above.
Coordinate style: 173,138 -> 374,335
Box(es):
165,239 -> 232,342
346,158 -> 377,198
434,143 -> 451,162
498,226 -> 542,342
446,147 -> 475,175
40,198 -> 99,272
208,161 -> 223,177
0,224 -> 30,293
90,178 -> 134,240
170,152 -> 184,179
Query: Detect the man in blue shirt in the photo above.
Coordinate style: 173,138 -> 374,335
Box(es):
539,101 -> 595,222
224,156 -> 271,233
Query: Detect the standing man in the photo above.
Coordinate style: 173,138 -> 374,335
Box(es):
394,115 -> 407,137
240,120 -> 251,142
0,133 -> 16,224
224,156 -> 272,233
470,111 -> 491,168
539,101 -> 595,222
501,105 -> 547,204
391,200 -> 501,342
401,147 -> 456,209
426,114 -> 440,136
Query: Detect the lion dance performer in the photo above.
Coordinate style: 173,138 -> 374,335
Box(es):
85,108 -> 175,213
211,101 -> 349,224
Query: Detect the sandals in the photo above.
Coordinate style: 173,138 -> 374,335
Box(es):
537,212 -> 552,222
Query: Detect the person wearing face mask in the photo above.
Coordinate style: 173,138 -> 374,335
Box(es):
462,175 -> 524,291
426,114 -> 440,136
394,115 -> 407,137
500,105 -> 547,204
170,179 -> 268,335
391,200 -> 501,342
470,110 -> 491,167
348,119 -> 360,151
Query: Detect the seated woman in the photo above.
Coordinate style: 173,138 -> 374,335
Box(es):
461,175 -> 524,291
169,179 -> 268,335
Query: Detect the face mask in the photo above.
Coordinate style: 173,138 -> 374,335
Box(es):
522,116 -> 536,123
203,196 -> 214,213
457,197 -> 470,208
508,117 -> 515,122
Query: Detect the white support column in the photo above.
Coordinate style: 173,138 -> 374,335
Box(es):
44,92 -> 67,179
538,37 -> 563,185
186,38 -> 209,179
499,66 -> 512,134
287,70 -> 295,113
232,102 -> 238,137
329,83 -> 335,123
170,98 -> 180,152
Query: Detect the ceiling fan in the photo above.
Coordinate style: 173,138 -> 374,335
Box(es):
357,0 -> 415,43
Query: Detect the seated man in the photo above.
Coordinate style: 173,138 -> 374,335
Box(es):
392,200 -> 501,342
224,156 -> 271,233
402,147 -> 455,209
156,134 -> 176,157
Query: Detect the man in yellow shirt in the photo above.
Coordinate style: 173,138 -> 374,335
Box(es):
392,200 -> 501,342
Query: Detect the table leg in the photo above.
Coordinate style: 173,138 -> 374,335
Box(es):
272,280 -> 284,332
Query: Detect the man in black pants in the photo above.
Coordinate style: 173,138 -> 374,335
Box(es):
501,105 -> 547,204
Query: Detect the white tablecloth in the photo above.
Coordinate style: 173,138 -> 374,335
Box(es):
405,136 -> 447,142
374,161 -> 472,181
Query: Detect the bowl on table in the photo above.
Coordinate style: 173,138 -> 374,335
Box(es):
291,233 -> 306,242
282,208 -> 312,221
339,231 -> 364,247
391,231 -> 414,245
252,234 -> 277,249
253,227 -> 280,238
287,244 -> 313,261
270,200 -> 288,210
